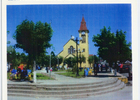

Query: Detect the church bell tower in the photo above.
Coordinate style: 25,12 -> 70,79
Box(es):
78,16 -> 89,67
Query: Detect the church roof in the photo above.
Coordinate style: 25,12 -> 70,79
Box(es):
89,54 -> 94,57
63,38 -> 79,47
78,16 -> 89,32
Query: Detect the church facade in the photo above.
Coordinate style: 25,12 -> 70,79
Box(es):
58,16 -> 90,68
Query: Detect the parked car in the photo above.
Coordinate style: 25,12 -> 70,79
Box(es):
101,64 -> 108,72
119,65 -> 130,73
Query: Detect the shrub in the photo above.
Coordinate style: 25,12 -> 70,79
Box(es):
60,66 -> 65,70
72,66 -> 77,74
53,67 -> 58,71
66,69 -> 71,75
66,69 -> 71,72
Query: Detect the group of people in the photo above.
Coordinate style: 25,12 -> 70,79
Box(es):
46,67 -> 52,73
36,65 -> 41,70
17,67 -> 27,80
10,66 -> 27,81
83,63 -> 109,76
94,63 -> 109,73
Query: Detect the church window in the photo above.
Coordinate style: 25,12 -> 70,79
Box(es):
82,35 -> 86,43
68,46 -> 75,54
70,46 -> 73,54
68,48 -> 70,54
73,48 -> 75,53
83,49 -> 85,52
83,60 -> 86,63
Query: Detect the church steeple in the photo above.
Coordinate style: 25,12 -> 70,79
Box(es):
78,16 -> 89,33
78,16 -> 89,68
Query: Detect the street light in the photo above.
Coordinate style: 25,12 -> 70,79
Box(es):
71,36 -> 82,76
49,47 -> 51,79
49,20 -> 52,79
7,52 -> 12,71
55,53 -> 59,70
57,56 -> 59,69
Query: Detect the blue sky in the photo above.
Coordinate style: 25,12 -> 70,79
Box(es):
7,4 -> 131,56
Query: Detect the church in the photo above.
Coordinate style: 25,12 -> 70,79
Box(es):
58,16 -> 90,68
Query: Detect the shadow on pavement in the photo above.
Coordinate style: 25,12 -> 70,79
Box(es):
87,75 -> 122,78
9,79 -> 32,83
97,71 -> 111,73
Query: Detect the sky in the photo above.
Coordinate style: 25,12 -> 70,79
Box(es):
7,4 -> 131,56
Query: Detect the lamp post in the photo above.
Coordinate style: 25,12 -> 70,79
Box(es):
75,37 -> 79,76
7,52 -> 12,71
49,20 -> 52,79
57,57 -> 59,69
56,54 -> 59,70
49,47 -> 51,79
71,36 -> 82,76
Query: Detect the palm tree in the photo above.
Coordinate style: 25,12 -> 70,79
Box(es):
88,56 -> 94,68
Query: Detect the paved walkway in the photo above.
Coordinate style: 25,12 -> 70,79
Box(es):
8,69 -> 132,100
8,69 -> 123,85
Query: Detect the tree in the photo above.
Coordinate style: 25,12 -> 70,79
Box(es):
7,49 -> 21,69
7,46 -> 15,69
55,56 -> 63,68
88,56 -> 94,68
94,55 -> 99,64
14,19 -> 53,68
78,54 -> 86,68
115,30 -> 131,62
7,31 -> 11,44
58,56 -> 63,65
36,53 -> 47,67
14,19 -> 53,83
64,57 -> 74,68
20,53 -> 28,64
51,51 -> 57,67
92,26 -> 131,68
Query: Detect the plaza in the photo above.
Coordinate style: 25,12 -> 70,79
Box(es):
7,68 -> 132,100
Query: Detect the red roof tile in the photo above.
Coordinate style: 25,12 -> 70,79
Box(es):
79,16 -> 88,31
89,54 -> 94,57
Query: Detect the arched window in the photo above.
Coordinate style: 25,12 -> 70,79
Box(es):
68,46 -> 75,54
68,48 -> 70,54
73,48 -> 75,53
70,46 -> 73,54
83,49 -> 85,52
82,35 -> 86,43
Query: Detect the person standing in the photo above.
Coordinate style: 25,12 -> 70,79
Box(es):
98,63 -> 101,71
17,67 -> 21,80
84,67 -> 87,77
94,63 -> 98,75
46,67 -> 48,73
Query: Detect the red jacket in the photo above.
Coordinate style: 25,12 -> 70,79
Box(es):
120,64 -> 123,68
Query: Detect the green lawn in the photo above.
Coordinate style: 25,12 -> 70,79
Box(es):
7,72 -> 11,79
57,70 -> 84,78
31,73 -> 54,80
52,70 -> 66,72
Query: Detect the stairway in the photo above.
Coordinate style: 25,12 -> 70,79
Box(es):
8,78 -> 125,98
